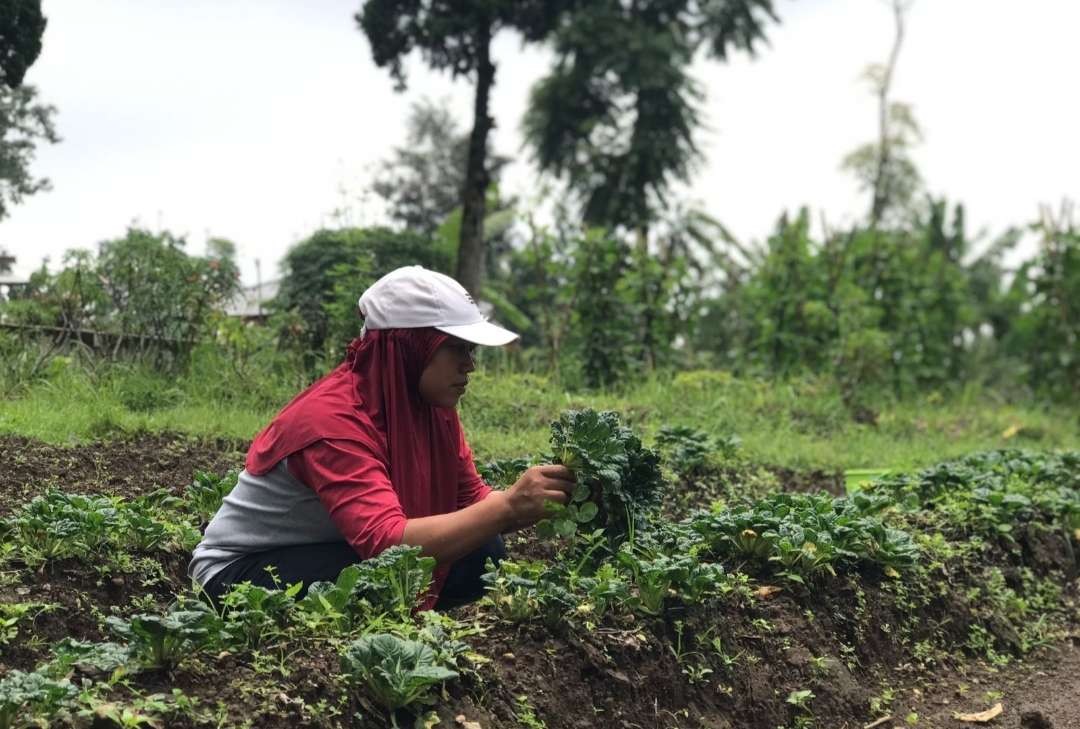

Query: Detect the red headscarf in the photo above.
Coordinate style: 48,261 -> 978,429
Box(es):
246,327 -> 461,520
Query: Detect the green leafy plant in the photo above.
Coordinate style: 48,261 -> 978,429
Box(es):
220,581 -> 302,649
0,670 -> 76,729
106,599 -> 222,669
353,545 -> 437,618
476,456 -> 531,489
691,491 -> 918,579
340,633 -> 458,726
538,409 -> 664,549
656,425 -> 741,479
0,601 -> 52,646
185,471 -> 239,523
295,564 -> 363,633
480,558 -> 575,626
48,638 -> 134,677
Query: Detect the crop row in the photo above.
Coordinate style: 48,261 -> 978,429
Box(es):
1,412 -> 1078,727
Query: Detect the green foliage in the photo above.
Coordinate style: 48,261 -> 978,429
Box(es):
700,203 -> 982,405
568,230 -> 637,388
340,633 -> 458,717
690,491 -> 918,579
656,425 -> 741,479
1,489 -> 197,567
48,638 -> 134,677
3,229 -> 240,367
524,0 -> 776,231
106,599 -> 222,669
0,601 -> 50,646
0,82 -> 57,221
95,229 -> 241,356
273,227 -> 450,361
1003,212 -> 1080,398
541,409 -> 663,548
0,670 -> 76,729
0,0 -> 46,88
480,558 -> 575,626
220,581 -> 302,649
185,470 -> 239,524
476,456 -> 531,489
295,563 -> 363,633
353,545 -> 437,619
866,449 -> 1080,538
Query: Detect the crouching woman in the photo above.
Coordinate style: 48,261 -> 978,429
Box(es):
188,266 -> 575,610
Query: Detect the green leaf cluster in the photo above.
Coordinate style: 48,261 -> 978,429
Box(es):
105,600 -> 222,670
0,670 -> 76,729
690,491 -> 918,579
539,409 -> 663,548
1,489 -> 198,567
340,634 -> 458,716
866,449 -> 1080,537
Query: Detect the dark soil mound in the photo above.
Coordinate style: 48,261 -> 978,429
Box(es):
0,432 -> 246,514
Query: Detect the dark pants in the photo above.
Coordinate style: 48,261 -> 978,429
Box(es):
203,535 -> 506,611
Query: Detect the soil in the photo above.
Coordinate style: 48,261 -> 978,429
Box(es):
0,432 -> 246,514
1,434 -> 1077,729
895,637 -> 1080,729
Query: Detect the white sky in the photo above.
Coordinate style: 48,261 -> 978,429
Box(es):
2,0 -> 1078,284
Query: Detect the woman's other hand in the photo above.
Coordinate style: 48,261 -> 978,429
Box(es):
504,464 -> 576,529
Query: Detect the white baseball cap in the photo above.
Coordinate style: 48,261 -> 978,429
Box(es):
358,265 -> 519,346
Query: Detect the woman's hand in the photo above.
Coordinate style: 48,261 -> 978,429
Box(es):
504,464 -> 577,530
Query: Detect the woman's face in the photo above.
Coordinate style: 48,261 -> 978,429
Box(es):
418,337 -> 477,408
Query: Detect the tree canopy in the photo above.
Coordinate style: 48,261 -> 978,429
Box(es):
0,0 -> 46,88
357,0 -> 575,296
0,83 -> 58,221
523,0 -> 777,234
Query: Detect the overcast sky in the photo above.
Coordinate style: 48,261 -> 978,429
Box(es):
3,0 -> 1078,284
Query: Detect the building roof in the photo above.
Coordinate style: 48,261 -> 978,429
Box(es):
224,278 -> 281,318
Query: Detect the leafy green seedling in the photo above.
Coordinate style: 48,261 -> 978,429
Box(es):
106,599 -> 221,669
0,670 -> 77,729
340,634 -> 458,726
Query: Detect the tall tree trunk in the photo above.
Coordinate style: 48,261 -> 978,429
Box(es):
456,22 -> 495,297
869,0 -> 909,229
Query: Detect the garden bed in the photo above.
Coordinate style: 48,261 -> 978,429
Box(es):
1,428 -> 1078,729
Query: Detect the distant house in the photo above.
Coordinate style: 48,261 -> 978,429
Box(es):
224,278 -> 281,323
0,249 -> 28,301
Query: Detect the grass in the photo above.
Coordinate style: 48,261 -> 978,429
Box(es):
2,358 -> 1076,471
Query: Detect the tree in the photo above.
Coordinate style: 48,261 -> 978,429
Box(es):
357,0 -> 574,297
842,0 -> 921,228
273,227 -> 451,360
0,82 -> 58,220
0,0 -> 46,89
371,98 -> 510,237
523,0 -> 777,236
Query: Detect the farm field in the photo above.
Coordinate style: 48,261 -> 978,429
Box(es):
3,0 -> 1079,726
1,396 -> 1078,729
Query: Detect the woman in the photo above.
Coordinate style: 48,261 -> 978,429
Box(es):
189,265 -> 575,610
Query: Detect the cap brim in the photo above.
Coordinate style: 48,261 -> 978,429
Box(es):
435,320 -> 519,347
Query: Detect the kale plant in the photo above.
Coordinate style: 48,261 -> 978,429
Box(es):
540,409 -> 664,548
476,456 -> 532,489
656,425 -> 741,479
340,633 -> 458,724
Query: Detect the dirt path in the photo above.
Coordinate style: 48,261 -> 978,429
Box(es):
889,636 -> 1080,729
